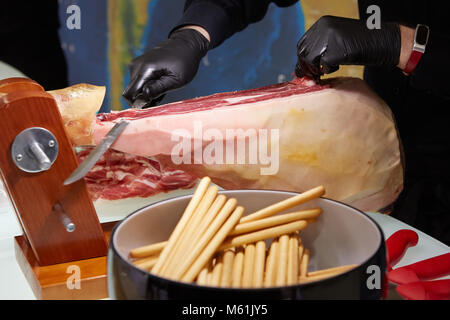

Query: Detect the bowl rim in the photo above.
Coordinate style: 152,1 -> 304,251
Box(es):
109,189 -> 385,292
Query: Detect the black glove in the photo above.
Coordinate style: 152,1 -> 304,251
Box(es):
122,28 -> 209,108
295,16 -> 401,79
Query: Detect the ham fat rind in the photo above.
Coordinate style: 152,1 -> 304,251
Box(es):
59,77 -> 404,212
48,84 -> 106,146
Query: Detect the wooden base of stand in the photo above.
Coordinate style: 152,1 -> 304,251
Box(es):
14,221 -> 117,300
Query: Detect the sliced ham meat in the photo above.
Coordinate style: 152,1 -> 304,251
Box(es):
56,77 -> 403,212
76,148 -> 197,201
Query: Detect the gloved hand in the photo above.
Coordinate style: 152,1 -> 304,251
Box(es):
295,16 -> 401,79
122,28 -> 209,108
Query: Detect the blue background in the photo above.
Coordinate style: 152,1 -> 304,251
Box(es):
58,0 -> 305,112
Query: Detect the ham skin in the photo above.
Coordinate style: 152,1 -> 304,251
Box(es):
54,77 -> 404,212
48,84 -> 106,146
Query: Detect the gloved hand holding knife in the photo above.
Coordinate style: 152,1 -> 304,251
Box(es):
122,26 -> 210,108
122,15 -> 411,106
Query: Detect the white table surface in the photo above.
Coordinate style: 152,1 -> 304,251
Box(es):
0,60 -> 26,79
0,183 -> 198,300
0,182 -> 448,300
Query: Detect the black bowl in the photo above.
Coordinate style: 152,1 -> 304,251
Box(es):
107,190 -> 387,300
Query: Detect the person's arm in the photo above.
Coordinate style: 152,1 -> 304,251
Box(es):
172,0 -> 298,49
122,28 -> 210,108
295,16 -> 401,79
402,27 -> 450,98
177,25 -> 211,42
296,17 -> 450,98
123,0 -> 298,107
397,25 -> 414,70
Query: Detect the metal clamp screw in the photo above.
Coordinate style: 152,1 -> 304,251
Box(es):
53,203 -> 76,233
11,127 -> 58,173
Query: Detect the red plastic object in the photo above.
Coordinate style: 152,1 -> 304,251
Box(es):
396,279 -> 450,300
385,229 -> 450,300
388,253 -> 450,285
386,230 -> 419,269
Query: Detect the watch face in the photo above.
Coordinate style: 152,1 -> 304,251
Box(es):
416,25 -> 429,46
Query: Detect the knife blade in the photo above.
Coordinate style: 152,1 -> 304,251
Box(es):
131,97 -> 148,109
63,119 -> 129,185
131,93 -> 165,109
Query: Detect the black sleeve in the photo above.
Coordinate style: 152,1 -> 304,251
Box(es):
170,0 -> 298,49
409,30 -> 450,98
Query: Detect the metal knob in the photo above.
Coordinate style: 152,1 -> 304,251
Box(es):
29,141 -> 52,171
11,127 -> 58,173
53,203 -> 76,233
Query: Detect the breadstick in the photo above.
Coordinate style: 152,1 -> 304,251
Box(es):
129,208 -> 318,259
188,194 -> 227,246
131,196 -> 226,261
171,198 -> 238,279
162,185 -> 219,276
287,234 -> 299,285
307,264 -> 357,278
253,241 -> 266,288
173,186 -> 218,250
182,206 -> 244,282
299,248 -> 310,279
219,220 -> 308,251
275,235 -> 289,286
206,262 -> 214,285
264,239 -> 279,287
220,249 -> 235,287
231,247 -> 245,288
240,186 -> 324,223
299,265 -> 356,284
297,243 -> 304,278
196,261 -> 211,285
133,255 -> 159,270
210,253 -> 224,287
242,244 -> 255,288
230,208 -> 321,236
129,240 -> 167,259
152,177 -> 211,274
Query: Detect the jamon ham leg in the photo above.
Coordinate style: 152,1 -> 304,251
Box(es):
47,83 -> 198,200
54,77 -> 403,212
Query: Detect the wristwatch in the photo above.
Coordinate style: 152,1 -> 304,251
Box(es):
403,24 -> 430,75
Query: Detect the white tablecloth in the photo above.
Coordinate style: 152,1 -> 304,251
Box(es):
0,182 -> 448,300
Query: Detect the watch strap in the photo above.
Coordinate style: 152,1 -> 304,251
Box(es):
403,24 -> 429,76
403,50 -> 423,75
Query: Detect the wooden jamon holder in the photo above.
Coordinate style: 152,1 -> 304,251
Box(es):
0,78 -> 115,299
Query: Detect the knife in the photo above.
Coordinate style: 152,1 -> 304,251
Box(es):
132,97 -> 148,109
63,120 -> 129,185
131,93 -> 165,109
